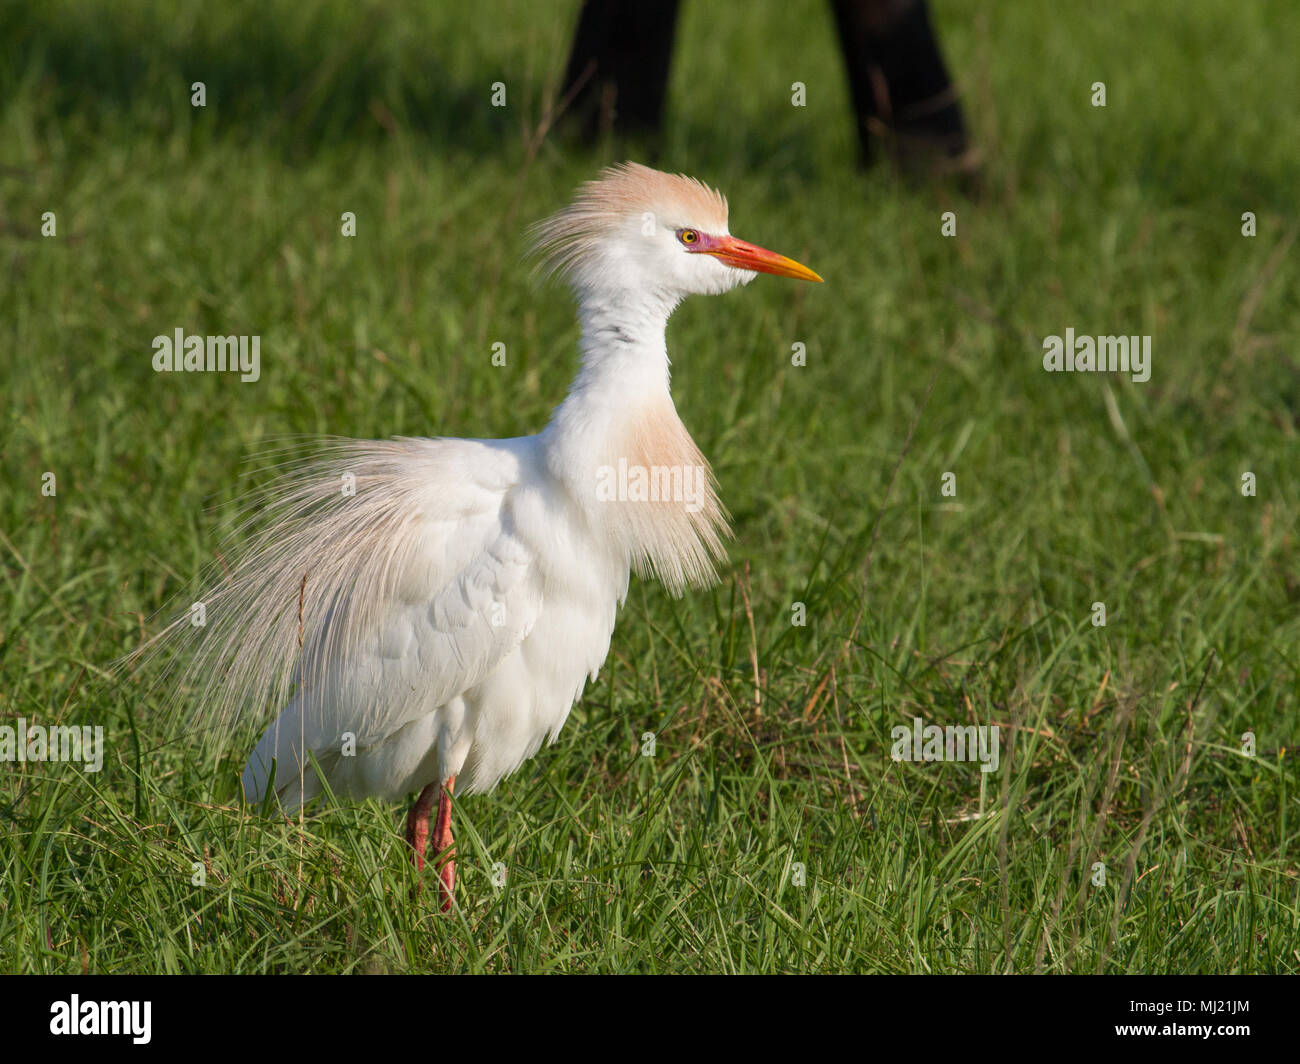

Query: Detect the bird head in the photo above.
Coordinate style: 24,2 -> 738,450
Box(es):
532,162 -> 822,302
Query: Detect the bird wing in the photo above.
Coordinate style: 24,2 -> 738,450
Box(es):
150,436 -> 544,774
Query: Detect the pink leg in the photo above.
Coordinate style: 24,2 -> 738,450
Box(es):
405,782 -> 439,872
433,775 -> 457,912
404,776 -> 456,912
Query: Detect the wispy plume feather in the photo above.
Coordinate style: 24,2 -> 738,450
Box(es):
529,161 -> 729,284
126,438 -> 467,747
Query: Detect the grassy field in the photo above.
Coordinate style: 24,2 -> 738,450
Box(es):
2,0 -> 1298,974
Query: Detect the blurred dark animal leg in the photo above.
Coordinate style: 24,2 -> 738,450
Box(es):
560,0 -> 682,143
830,0 -> 979,180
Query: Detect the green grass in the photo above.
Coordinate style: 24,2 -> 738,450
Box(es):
2,0 -> 1298,974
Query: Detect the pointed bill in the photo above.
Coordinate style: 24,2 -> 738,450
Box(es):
701,235 -> 823,282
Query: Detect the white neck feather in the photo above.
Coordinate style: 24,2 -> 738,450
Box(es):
543,288 -> 730,594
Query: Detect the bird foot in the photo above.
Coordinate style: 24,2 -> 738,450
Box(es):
405,778 -> 456,911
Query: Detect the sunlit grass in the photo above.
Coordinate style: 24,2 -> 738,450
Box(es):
1,0 -> 1298,973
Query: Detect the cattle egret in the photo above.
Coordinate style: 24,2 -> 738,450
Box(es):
152,162 -> 821,911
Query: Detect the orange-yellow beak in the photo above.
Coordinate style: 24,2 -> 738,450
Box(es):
700,234 -> 823,283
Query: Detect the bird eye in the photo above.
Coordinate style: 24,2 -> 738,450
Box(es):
677,228 -> 700,246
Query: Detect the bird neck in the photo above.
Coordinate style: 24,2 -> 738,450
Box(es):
572,288 -> 676,401
547,289 -> 677,449
542,288 -> 729,594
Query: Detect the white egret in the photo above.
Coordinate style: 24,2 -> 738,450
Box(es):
151,162 -> 821,910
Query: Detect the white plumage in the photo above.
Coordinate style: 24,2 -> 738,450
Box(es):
147,162 -> 821,908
